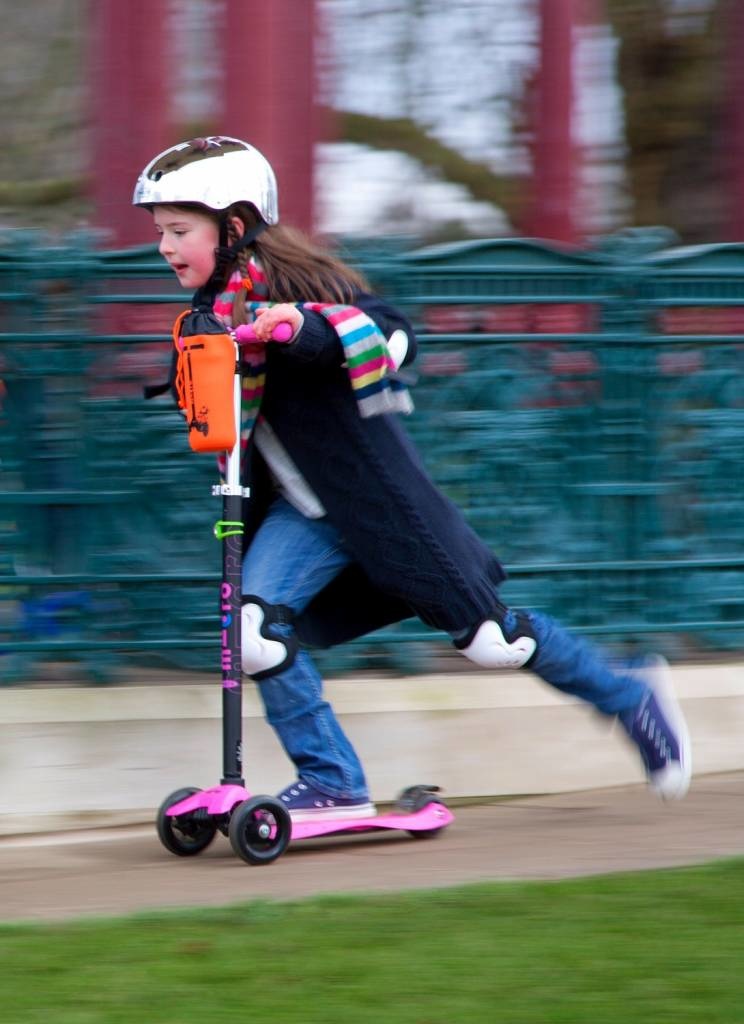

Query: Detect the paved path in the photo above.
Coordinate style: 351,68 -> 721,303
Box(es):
1,772 -> 742,922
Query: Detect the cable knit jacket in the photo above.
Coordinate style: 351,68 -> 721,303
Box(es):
242,291 -> 507,648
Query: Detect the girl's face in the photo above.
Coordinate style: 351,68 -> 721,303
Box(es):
153,205 -> 220,290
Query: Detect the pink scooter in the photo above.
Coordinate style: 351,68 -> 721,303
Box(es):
156,319 -> 454,864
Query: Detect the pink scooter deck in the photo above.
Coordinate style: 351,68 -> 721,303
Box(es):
166,786 -> 453,842
289,801 -> 454,840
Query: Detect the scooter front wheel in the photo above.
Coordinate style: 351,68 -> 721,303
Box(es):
228,796 -> 292,865
156,787 -> 218,857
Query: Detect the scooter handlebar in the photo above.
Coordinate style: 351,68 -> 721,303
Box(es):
234,321 -> 293,344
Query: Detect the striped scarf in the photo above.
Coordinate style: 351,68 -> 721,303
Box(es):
303,302 -> 412,418
213,259 -> 412,469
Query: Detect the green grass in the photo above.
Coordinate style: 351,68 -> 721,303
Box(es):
3,859 -> 744,1023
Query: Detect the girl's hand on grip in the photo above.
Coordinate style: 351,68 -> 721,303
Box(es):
252,303 -> 302,342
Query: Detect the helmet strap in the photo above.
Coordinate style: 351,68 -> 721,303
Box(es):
194,219 -> 269,310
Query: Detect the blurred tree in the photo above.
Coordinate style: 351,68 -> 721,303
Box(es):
605,0 -> 725,242
0,0 -> 736,244
336,111 -> 518,214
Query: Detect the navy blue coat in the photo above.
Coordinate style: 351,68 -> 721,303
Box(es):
243,292 -> 506,648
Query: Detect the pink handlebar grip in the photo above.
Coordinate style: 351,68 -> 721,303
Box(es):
234,322 -> 293,344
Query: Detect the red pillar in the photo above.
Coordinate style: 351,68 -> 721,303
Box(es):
88,0 -> 170,247
525,0 -> 579,243
222,0 -> 320,234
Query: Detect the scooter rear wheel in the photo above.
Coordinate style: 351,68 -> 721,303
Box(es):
228,796 -> 292,865
156,787 -> 218,857
396,785 -> 449,840
408,822 -> 444,840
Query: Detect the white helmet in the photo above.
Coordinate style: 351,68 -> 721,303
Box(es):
132,136 -> 278,224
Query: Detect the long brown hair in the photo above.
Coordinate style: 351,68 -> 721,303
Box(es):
226,203 -> 369,324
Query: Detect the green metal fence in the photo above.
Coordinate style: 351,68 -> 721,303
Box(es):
1,228 -> 742,683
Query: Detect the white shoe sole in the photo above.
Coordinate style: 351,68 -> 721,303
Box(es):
287,802 -> 377,824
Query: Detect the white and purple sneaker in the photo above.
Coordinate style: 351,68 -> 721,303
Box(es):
277,780 -> 376,822
619,655 -> 692,800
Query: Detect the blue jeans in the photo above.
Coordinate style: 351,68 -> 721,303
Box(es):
242,497 -> 363,798
243,496 -> 648,799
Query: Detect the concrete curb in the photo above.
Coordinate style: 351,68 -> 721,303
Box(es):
1,662 -> 742,835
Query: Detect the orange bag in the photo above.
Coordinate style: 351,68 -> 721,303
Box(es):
172,308 -> 237,453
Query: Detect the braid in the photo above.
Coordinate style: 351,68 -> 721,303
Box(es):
227,221 -> 251,326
